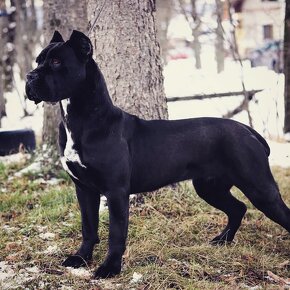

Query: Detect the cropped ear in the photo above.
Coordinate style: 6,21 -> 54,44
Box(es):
50,31 -> 64,43
67,30 -> 93,61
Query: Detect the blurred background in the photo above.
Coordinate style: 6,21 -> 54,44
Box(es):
0,0 -> 288,143
1,3 -> 290,289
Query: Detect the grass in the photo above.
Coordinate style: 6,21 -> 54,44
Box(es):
0,160 -> 290,289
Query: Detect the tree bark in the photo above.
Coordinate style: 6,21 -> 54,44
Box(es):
87,0 -> 168,120
284,0 -> 290,134
42,0 -> 88,145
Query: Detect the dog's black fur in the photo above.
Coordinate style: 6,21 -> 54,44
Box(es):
26,30 -> 290,278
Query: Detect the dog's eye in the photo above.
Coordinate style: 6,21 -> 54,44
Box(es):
51,58 -> 61,66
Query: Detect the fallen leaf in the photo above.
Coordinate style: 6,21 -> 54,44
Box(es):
6,252 -> 22,262
5,242 -> 20,251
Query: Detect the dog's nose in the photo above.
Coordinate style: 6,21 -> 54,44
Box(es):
26,72 -> 38,81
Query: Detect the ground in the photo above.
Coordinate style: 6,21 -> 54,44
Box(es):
0,154 -> 290,290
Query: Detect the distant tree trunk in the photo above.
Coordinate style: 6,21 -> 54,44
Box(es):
87,0 -> 168,120
14,0 -> 38,81
0,1 -> 7,126
215,0 -> 225,73
14,0 -> 39,117
42,0 -> 88,145
225,0 -> 252,127
3,0 -> 16,92
191,0 -> 201,69
156,0 -> 173,64
178,0 -> 202,69
284,0 -> 290,135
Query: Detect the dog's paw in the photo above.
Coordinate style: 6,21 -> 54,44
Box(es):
62,255 -> 88,268
93,263 -> 121,279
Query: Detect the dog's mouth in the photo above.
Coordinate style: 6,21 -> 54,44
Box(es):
26,83 -> 60,105
25,84 -> 42,104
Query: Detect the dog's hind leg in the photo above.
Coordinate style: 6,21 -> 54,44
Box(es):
239,179 -> 290,234
193,179 -> 247,244
232,142 -> 290,234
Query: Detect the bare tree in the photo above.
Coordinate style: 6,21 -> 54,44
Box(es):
14,0 -> 39,117
0,1 -> 39,126
42,0 -> 88,145
156,0 -> 173,63
223,0 -> 253,127
284,0 -> 290,136
178,0 -> 202,69
190,0 -> 202,69
0,0 -> 8,126
87,0 -> 168,120
2,0 -> 16,93
14,0 -> 39,81
215,0 -> 224,73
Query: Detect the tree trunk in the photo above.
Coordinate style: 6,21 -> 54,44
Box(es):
284,0 -> 290,135
3,0 -> 16,92
42,0 -> 88,145
178,0 -> 202,69
156,0 -> 173,64
14,0 -> 39,117
226,0 -> 252,127
215,0 -> 225,73
0,0 -> 7,126
14,0 -> 38,81
87,0 -> 168,120
191,0 -> 201,69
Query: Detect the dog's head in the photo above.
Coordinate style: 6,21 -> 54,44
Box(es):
26,30 -> 93,104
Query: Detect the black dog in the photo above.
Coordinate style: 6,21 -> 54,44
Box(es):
26,30 -> 290,278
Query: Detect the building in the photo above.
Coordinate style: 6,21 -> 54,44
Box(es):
232,0 -> 285,57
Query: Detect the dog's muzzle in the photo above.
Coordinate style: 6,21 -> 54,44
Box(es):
26,72 -> 42,104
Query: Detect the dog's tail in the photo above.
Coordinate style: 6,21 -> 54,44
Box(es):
245,125 -> 270,156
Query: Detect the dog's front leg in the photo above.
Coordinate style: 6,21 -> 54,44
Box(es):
94,190 -> 129,278
62,184 -> 100,268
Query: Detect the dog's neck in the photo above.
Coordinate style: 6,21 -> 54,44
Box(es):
59,59 -> 116,122
85,59 -> 114,109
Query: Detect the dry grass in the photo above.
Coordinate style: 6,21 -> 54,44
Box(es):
0,160 -> 290,289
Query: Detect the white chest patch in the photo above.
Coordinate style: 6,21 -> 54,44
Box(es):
60,99 -> 86,179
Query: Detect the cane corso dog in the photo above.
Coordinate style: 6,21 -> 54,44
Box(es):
26,30 -> 290,278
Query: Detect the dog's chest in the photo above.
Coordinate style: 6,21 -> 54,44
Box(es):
60,99 -> 86,179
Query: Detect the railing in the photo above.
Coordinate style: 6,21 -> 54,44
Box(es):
166,89 -> 263,102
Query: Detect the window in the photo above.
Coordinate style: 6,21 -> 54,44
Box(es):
263,25 -> 273,40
